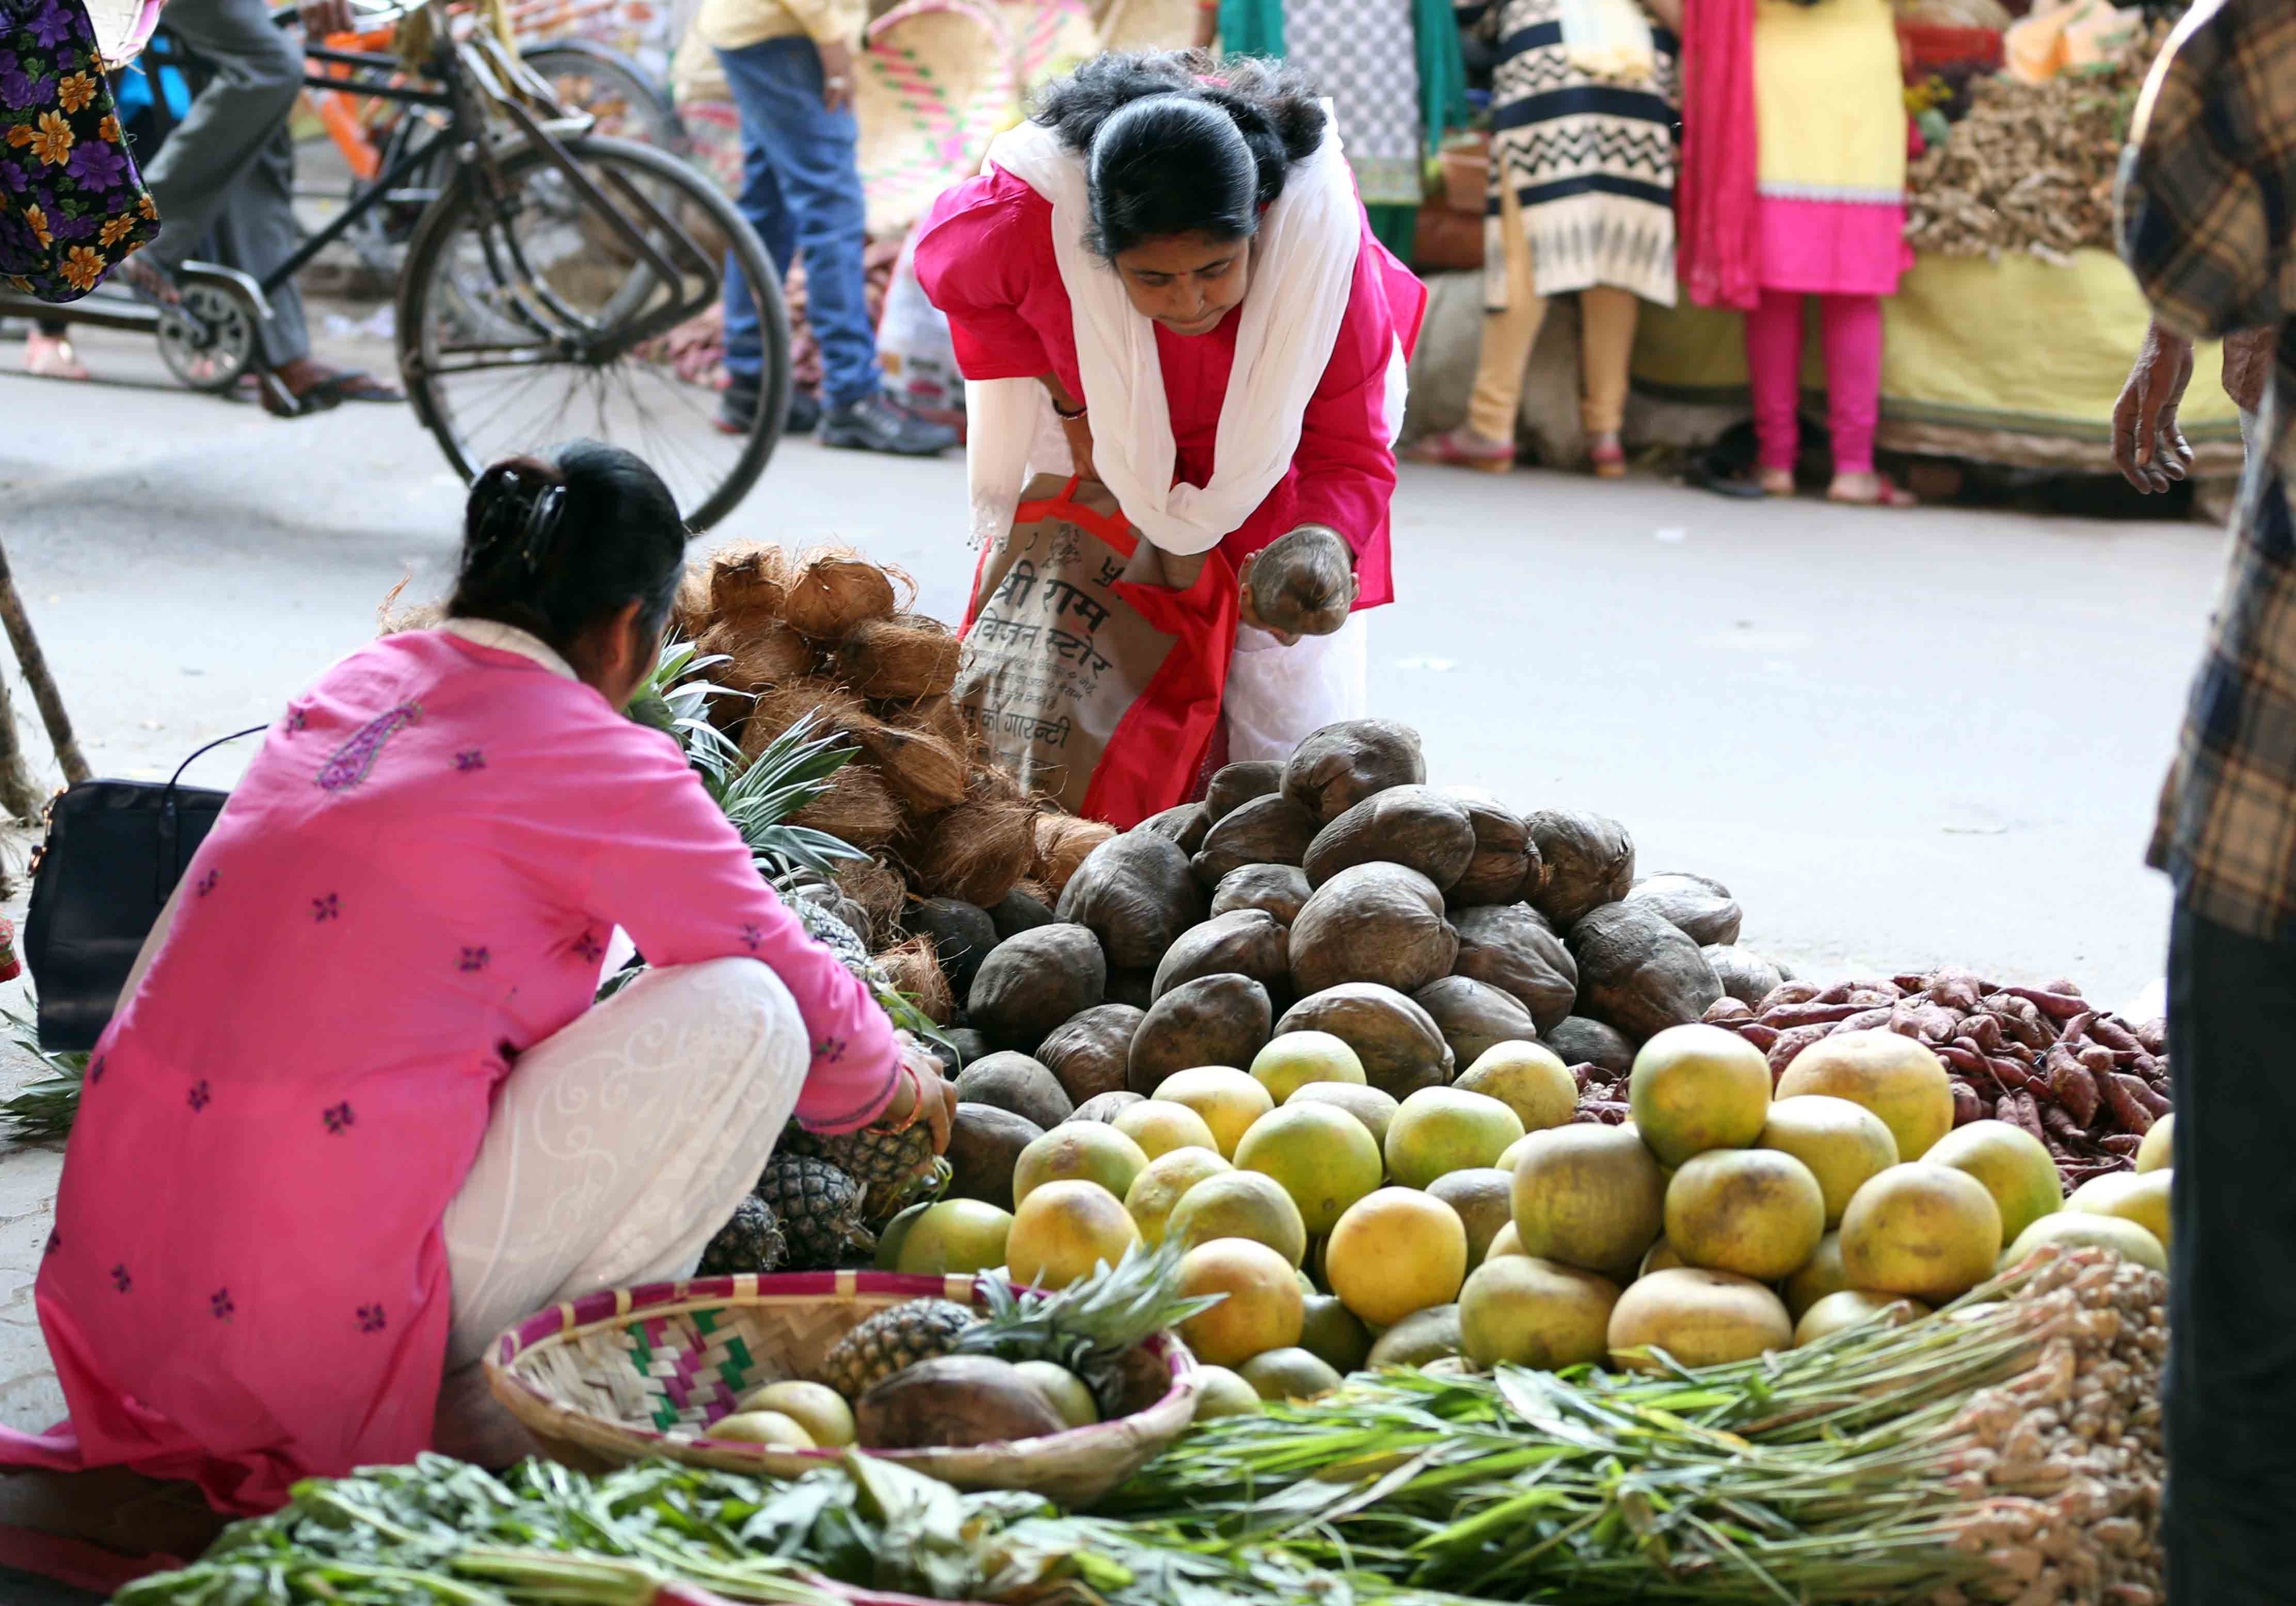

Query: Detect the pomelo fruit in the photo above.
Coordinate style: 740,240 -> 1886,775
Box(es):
1154,1067 -> 1275,1157
1234,1100 -> 1385,1235
1167,1170 -> 1310,1266
1299,1292 -> 1374,1373
1924,1120 -> 2063,1247
1486,1221 -> 1523,1260
1007,1179 -> 1140,1290
1838,1163 -> 2002,1302
1664,1148 -> 1827,1282
1629,1023 -> 1773,1167
735,1381 -> 854,1447
1784,1232 -> 1851,1319
1458,1254 -> 1620,1370
1607,1267 -> 1793,1371
2135,1113 -> 2173,1174
1639,1237 -> 1688,1279
1191,1365 -> 1263,1420
1012,1124 -> 1151,1210
1114,1099 -> 1221,1161
1365,1303 -> 1461,1368
708,1410 -> 815,1449
874,1199 -> 934,1273
1385,1087 -> 1526,1189
1327,1187 -> 1470,1327
1427,1167 -> 1516,1264
2067,1169 -> 2171,1254
1509,1123 -> 1666,1279
1793,1290 -> 1929,1347
1176,1238 -> 1305,1367
1455,1042 -> 1577,1133
1124,1145 -> 1233,1246
1012,1360 -> 1099,1428
1775,1030 -> 1954,1163
1240,1346 -> 1345,1402
1498,1133 -> 1537,1173
1286,1080 -> 1402,1149
2002,1209 -> 2167,1273
1758,1095 -> 1900,1227
892,1199 -> 1015,1277
1252,1031 -> 1366,1104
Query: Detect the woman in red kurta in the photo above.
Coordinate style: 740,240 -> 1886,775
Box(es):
915,51 -> 1427,767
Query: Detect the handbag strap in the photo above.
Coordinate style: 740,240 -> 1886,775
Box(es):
167,726 -> 268,793
156,725 -> 267,895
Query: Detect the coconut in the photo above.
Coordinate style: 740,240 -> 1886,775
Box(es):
1278,982 -> 1456,1100
856,1355 -> 1066,1450
1445,791 -> 1538,907
1210,863 -> 1313,926
781,549 -> 906,640
789,763 -> 903,849
1702,944 -> 1786,1007
1302,785 -> 1478,893
1138,803 -> 1212,854
1524,810 -> 1636,928
1105,968 -> 1158,1011
914,799 -> 1038,908
888,691 -> 968,750
1128,974 -> 1273,1094
1057,832 -> 1208,970
1241,524 -> 1354,639
742,678 -> 877,754
955,1053 -> 1073,1132
1626,873 -> 1744,947
1193,794 -> 1321,886
987,888 -> 1057,940
1284,720 -> 1427,824
1033,814 -> 1118,897
699,618 -> 815,693
874,936 -> 954,1025
1568,902 -> 1724,1045
1153,909 -> 1292,1002
833,856 -> 909,950
904,898 -> 997,994
1451,904 -> 1578,1032
969,925 -> 1107,1049
856,722 -> 969,816
671,563 -> 713,640
1289,863 -> 1460,998
835,615 -> 963,700
1543,1016 -> 1636,1076
1073,1090 -> 1146,1123
1414,976 -> 1541,1071
1038,1003 -> 1147,1106
946,1029 -> 991,1069
707,540 -> 794,623
1205,760 -> 1284,823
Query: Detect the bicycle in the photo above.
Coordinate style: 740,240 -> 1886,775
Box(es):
0,0 -> 790,531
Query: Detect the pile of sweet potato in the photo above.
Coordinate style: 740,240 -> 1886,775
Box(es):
1697,969 -> 2167,1186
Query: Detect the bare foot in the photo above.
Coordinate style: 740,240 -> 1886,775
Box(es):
432,1361 -> 543,1468
23,331 -> 88,380
1827,470 -> 1919,507
1758,466 -> 1795,496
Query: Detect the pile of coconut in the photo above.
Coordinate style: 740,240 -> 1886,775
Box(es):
676,543 -> 1116,1020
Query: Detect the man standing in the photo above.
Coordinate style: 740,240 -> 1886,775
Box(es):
2116,1 -> 2296,1601
694,0 -> 957,455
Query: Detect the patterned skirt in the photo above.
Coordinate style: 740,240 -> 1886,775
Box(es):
1487,0 -> 1680,306
1283,0 -> 1426,209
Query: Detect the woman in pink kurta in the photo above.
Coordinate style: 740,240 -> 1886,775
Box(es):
914,51 -> 1427,765
4,444 -> 952,1513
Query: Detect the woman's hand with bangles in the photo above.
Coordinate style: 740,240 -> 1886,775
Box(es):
888,1033 -> 959,1156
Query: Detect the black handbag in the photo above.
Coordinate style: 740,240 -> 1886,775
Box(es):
24,727 -> 264,1052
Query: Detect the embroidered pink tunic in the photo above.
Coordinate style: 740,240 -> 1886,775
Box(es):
913,168 -> 1428,609
5,629 -> 898,1512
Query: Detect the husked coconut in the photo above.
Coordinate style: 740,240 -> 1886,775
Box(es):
1210,863 -> 1313,926
1278,982 -> 1455,1100
1284,720 -> 1427,823
1057,833 -> 1207,970
1702,944 -> 1785,1007
968,925 -> 1107,1048
1627,873 -> 1744,947
947,1103 -> 1044,1211
1128,974 -> 1273,1094
1289,863 -> 1459,997
1450,904 -> 1578,1032
1205,760 -> 1284,823
1414,976 -> 1541,1071
1037,1004 -> 1147,1106
1444,789 -> 1538,907
1568,903 -> 1723,1045
1153,909 -> 1292,1001
955,1053 -> 1073,1132
1302,785 -> 1478,893
1193,794 -> 1321,886
1544,1016 -> 1637,1076
1137,803 -> 1212,855
1524,810 -> 1635,928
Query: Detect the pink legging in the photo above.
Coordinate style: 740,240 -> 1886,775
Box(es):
1746,290 -> 1883,476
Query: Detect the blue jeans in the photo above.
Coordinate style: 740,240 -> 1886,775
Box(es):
715,36 -> 878,407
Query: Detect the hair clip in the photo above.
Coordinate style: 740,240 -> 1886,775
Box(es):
518,484 -> 567,573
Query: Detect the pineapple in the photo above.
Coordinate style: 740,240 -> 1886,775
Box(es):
697,1195 -> 788,1276
815,1239 -> 1217,1412
756,1152 -> 876,1268
781,1120 -> 942,1223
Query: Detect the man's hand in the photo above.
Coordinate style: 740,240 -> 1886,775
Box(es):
300,0 -> 357,38
2112,319 -> 2196,493
818,40 -> 855,113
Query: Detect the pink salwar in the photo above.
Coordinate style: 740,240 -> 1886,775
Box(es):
1746,289 -> 1884,475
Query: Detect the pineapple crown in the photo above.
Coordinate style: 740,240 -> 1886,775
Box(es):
952,1239 -> 1222,1373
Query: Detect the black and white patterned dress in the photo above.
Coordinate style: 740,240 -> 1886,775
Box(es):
1283,0 -> 1426,208
1463,0 -> 1680,305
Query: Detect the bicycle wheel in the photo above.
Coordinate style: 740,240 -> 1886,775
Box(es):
396,133 -> 791,533
522,40 -> 687,155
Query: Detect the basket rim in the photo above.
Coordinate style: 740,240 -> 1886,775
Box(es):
486,1269 -> 1198,1469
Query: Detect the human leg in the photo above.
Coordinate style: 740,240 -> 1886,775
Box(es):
24,319 -> 86,380
1744,288 -> 1804,494
135,0 -> 302,270
204,125 -> 307,370
2162,900 -> 2296,1606
711,99 -> 805,436
1409,181 -> 1548,469
1578,286 -> 1641,477
1815,293 -> 1913,505
440,957 -> 808,1371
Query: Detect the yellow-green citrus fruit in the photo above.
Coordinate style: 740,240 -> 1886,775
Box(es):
1664,1148 -> 1828,1282
1234,1100 -> 1386,1236
734,1382 -> 853,1447
1758,1095 -> 1900,1228
1012,1360 -> 1099,1429
1784,1231 -> 1852,1320
1607,1268 -> 1793,1371
1426,1168 -> 1517,1265
1252,1032 -> 1367,1104
2067,1169 -> 2171,1255
1923,1120 -> 2064,1247
1154,1067 -> 1275,1158
1455,1042 -> 1578,1133
1385,1087 -> 1527,1189
1167,1170 -> 1310,1266
2002,1210 -> 2167,1273
1458,1254 -> 1621,1370
1240,1346 -> 1345,1402
1114,1099 -> 1221,1161
1509,1123 -> 1667,1279
1124,1145 -> 1233,1246
1838,1163 -> 2002,1302
1298,1293 -> 1374,1373
1327,1187 -> 1470,1328
1007,1179 -> 1140,1290
1793,1290 -> 1930,1347
1775,1030 -> 1954,1164
1191,1365 -> 1264,1420
708,1410 -> 815,1449
1176,1238 -> 1306,1367
2135,1114 -> 2173,1174
891,1199 -> 1015,1277
1012,1123 -> 1151,1210
1628,1024 -> 1774,1167
1285,1082 -> 1402,1150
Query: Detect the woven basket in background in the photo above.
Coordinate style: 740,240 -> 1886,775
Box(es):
855,0 -> 1021,238
1091,0 -> 1198,52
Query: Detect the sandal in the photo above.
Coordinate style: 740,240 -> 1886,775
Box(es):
1402,426 -> 1516,473
23,331 -> 88,380
1827,471 -> 1919,508
241,366 -> 405,417
1589,432 -> 1627,480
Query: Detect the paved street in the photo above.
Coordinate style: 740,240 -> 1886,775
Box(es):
0,314 -> 2225,1538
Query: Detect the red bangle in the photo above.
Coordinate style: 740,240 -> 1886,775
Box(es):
875,1059 -> 926,1134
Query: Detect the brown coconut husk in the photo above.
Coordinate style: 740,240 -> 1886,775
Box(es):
856,722 -> 970,817
708,541 -> 794,624
836,855 -> 911,949
1012,877 -> 1058,909
700,619 -> 817,690
741,678 -> 881,758
781,548 -> 912,641
376,575 -> 445,636
875,936 -> 954,1024
790,762 -> 904,849
967,763 -> 1029,806
883,692 -> 969,752
912,797 -> 1038,907
671,564 -> 713,642
835,615 -> 963,700
1033,813 -> 1118,898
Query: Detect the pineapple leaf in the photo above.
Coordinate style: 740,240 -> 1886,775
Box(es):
719,714 -> 869,881
959,1239 -> 1220,1368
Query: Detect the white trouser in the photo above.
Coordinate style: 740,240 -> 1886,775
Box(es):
441,958 -> 808,1369
1222,613 -> 1372,765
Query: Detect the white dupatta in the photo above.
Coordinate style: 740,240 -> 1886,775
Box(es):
964,109 -> 1401,556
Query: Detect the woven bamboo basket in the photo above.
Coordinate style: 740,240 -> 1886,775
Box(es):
989,0 -> 1096,90
1092,0 -> 1198,52
486,1270 -> 1202,1509
855,0 -> 1021,238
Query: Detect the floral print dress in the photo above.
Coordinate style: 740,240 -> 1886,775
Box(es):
0,0 -> 158,298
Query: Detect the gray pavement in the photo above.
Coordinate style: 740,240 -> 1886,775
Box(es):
0,314 -> 2227,1580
